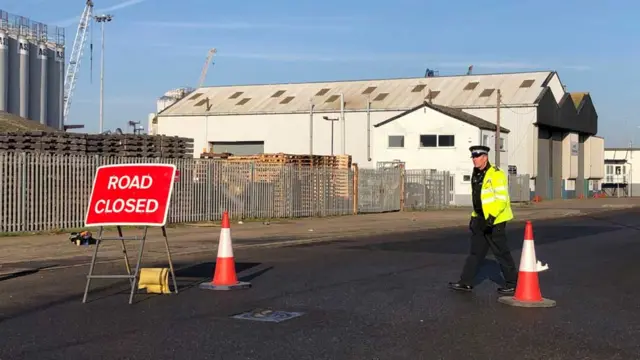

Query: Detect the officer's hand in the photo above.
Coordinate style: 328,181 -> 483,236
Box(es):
486,215 -> 496,227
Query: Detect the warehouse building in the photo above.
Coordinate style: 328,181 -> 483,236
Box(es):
152,70 -> 603,203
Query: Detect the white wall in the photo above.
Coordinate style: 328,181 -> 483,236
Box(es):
588,136 -> 604,179
462,106 -> 537,178
546,73 -> 566,104
372,106 -> 484,204
479,129 -> 508,170
562,132 -> 579,179
156,110 -> 401,165
156,106 -> 504,205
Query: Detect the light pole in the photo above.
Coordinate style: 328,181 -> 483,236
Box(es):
94,14 -> 113,134
323,116 -> 339,156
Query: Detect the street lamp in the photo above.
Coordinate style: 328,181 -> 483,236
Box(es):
94,14 -> 113,134
323,116 -> 339,156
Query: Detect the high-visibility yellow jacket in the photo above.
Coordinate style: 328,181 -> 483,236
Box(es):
471,165 -> 513,224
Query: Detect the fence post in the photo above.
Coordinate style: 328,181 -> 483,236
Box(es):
352,163 -> 359,215
399,163 -> 405,211
20,152 -> 26,232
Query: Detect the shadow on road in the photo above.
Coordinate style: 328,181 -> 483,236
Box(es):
174,261 -> 271,290
343,224 -> 622,255
0,261 -> 270,323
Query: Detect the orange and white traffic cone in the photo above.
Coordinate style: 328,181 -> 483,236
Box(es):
199,211 -> 251,291
498,221 -> 556,307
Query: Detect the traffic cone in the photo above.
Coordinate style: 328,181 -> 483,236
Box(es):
199,211 -> 251,291
498,221 -> 556,308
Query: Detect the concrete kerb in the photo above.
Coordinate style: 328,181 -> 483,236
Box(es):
26,206 -> 614,274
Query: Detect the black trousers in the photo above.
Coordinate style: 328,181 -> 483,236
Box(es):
459,216 -> 518,287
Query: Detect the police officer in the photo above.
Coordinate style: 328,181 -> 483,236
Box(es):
448,145 -> 518,295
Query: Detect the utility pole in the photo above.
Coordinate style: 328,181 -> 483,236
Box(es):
495,89 -> 501,167
94,14 -> 113,134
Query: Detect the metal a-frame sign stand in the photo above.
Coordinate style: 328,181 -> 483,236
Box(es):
82,225 -> 178,305
81,163 -> 179,305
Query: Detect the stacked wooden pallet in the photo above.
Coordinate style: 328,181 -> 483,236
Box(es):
0,131 -> 194,158
217,153 -> 352,169
197,152 -> 353,215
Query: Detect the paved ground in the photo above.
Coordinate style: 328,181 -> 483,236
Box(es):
0,205 -> 638,359
0,197 -> 637,275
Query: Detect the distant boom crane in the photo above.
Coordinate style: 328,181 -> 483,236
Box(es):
63,0 -> 94,124
198,48 -> 216,88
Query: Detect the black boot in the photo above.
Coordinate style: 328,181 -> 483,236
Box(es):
448,282 -> 473,292
497,286 -> 515,295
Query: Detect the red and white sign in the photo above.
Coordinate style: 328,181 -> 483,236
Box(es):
85,164 -> 177,227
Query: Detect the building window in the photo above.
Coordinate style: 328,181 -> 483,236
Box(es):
236,98 -> 251,105
229,91 -> 243,99
388,135 -> 404,148
520,79 -> 535,88
362,86 -> 376,95
479,88 -> 495,97
412,84 -> 427,92
325,95 -> 340,103
438,135 -> 455,147
482,134 -> 489,146
419,135 -> 437,147
426,90 -> 440,101
464,82 -> 479,91
316,88 -> 330,96
373,93 -> 389,101
280,96 -> 295,104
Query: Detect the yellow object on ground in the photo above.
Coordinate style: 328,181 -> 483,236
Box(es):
138,268 -> 171,294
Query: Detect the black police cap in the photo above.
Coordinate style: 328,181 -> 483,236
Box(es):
469,145 -> 490,157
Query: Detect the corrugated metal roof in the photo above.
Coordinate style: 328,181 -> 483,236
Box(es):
159,71 -> 555,117
374,102 -> 511,133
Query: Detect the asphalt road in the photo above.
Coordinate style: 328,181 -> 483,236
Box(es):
0,209 -> 639,360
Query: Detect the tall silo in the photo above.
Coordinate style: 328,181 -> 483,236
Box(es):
56,46 -> 64,130
47,45 -> 64,130
17,35 -> 29,119
8,35 -> 18,114
29,41 -> 47,124
0,30 -> 7,112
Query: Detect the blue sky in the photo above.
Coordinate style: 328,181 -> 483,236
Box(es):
3,0 -> 639,147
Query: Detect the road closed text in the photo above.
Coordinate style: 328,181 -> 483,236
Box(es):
94,198 -> 159,214
94,175 -> 158,214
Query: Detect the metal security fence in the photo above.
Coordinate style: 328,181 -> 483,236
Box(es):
0,152 -> 354,233
357,167 -> 403,213
403,169 -> 454,210
508,174 -> 531,202
0,151 -> 456,233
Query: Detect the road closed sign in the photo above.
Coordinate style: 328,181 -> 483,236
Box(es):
85,164 -> 177,227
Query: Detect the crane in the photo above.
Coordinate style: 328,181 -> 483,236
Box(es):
63,0 -> 94,125
198,48 -> 216,88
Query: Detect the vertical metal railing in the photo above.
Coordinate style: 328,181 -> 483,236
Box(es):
0,151 -> 459,233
